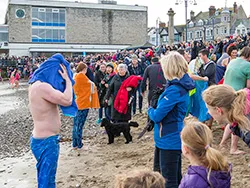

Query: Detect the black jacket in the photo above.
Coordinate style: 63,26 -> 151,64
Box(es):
198,61 -> 216,86
105,73 -> 134,121
94,70 -> 107,107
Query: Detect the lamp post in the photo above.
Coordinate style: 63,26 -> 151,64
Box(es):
156,17 -> 161,46
175,0 -> 197,42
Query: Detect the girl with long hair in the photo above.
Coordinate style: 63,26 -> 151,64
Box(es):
179,121 -> 231,187
203,85 -> 250,148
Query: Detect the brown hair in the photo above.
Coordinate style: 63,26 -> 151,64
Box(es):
199,49 -> 209,57
114,170 -> 165,188
226,44 -> 238,56
181,121 -> 230,185
76,62 -> 87,73
203,85 -> 250,131
240,46 -> 250,59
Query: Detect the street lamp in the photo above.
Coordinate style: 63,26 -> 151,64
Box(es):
156,17 -> 161,46
175,0 -> 197,42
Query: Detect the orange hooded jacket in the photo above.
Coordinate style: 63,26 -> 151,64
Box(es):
73,73 -> 100,110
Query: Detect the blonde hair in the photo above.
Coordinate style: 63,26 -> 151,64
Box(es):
181,121 -> 230,186
114,170 -> 165,188
160,51 -> 188,81
210,54 -> 217,62
203,85 -> 250,131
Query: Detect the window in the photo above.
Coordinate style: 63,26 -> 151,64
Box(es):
190,32 -> 193,39
198,20 -> 203,26
200,31 -> 202,37
32,7 -> 66,43
196,31 -> 199,38
163,36 -> 167,42
32,28 -> 65,42
151,37 -> 155,42
224,17 -> 227,21
224,27 -> 227,34
189,21 -> 194,28
221,28 -> 224,34
242,29 -> 246,34
216,29 -> 218,34
32,7 -> 65,26
207,30 -> 210,36
237,29 -> 240,35
210,29 -> 213,36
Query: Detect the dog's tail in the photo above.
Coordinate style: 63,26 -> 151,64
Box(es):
129,121 -> 139,127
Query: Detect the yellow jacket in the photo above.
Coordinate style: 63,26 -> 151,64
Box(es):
73,73 -> 100,110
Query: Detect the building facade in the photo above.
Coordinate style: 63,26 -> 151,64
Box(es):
185,2 -> 248,42
5,0 -> 148,56
147,24 -> 184,46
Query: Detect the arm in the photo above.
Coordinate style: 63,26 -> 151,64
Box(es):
189,73 -> 208,81
148,87 -> 178,123
40,65 -> 72,106
105,76 -> 115,100
246,80 -> 250,89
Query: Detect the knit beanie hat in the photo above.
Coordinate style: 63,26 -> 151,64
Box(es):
106,63 -> 114,69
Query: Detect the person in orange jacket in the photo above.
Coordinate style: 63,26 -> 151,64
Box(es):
72,62 -> 100,150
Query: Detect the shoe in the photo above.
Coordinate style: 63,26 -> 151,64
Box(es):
96,119 -> 102,124
139,109 -> 142,113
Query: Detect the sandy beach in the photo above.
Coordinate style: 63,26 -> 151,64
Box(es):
0,82 -> 249,188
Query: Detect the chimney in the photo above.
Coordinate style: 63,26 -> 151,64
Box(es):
233,2 -> 238,14
159,22 -> 166,28
190,11 -> 195,20
209,6 -> 216,17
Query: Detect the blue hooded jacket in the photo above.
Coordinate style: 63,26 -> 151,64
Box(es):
148,73 -> 195,150
179,165 -> 231,188
29,53 -> 78,117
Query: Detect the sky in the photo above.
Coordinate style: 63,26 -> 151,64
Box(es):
0,0 -> 249,27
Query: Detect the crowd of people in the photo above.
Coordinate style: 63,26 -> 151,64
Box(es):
3,31 -> 250,188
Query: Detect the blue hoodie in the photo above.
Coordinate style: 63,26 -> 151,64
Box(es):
29,53 -> 78,117
148,73 -> 195,150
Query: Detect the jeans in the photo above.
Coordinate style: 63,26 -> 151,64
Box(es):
105,106 -> 111,121
132,86 -> 143,114
153,147 -> 182,188
98,107 -> 103,119
72,109 -> 89,148
30,135 -> 60,188
99,107 -> 110,120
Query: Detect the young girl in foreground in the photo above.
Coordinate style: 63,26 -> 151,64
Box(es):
203,85 -> 250,147
179,121 -> 231,188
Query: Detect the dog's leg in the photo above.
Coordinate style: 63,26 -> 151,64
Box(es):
123,130 -> 131,144
129,132 -> 132,142
107,132 -> 114,144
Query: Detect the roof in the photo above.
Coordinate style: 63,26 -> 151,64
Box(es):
234,19 -> 250,28
9,0 -> 147,12
189,4 -> 247,24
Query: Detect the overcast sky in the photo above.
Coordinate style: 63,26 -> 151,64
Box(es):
0,0 -> 249,26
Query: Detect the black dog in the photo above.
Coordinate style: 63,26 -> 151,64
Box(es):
101,118 -> 139,144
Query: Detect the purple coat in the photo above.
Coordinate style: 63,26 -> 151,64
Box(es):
179,165 -> 231,188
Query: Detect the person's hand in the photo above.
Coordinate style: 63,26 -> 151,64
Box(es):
105,84 -> 109,88
101,80 -> 105,84
105,99 -> 108,103
58,64 -> 69,80
203,76 -> 209,82
126,87 -> 132,91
